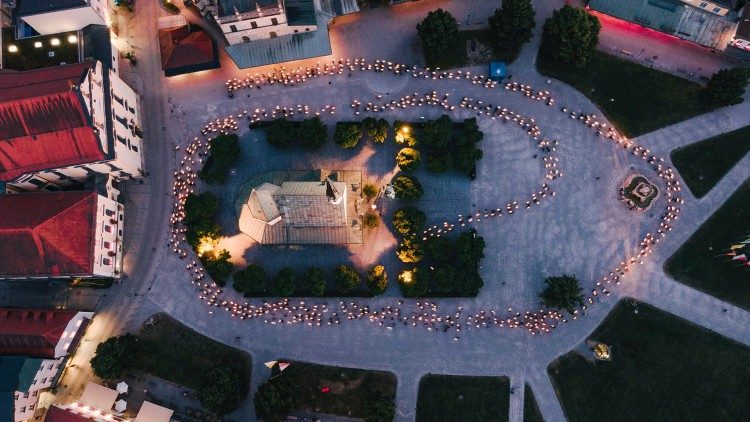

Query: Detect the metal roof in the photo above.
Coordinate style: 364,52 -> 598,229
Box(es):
17,0 -> 88,16
286,0 -> 317,26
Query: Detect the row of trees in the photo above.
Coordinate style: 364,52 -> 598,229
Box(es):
334,118 -> 390,149
266,116 -> 328,149
183,192 -> 233,286
198,134 -> 240,184
232,264 -> 389,297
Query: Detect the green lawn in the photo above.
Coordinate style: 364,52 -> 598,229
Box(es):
135,313 -> 251,389
548,300 -> 750,421
270,361 -> 396,418
523,384 -> 544,422
426,29 -> 517,69
537,51 -> 708,138
416,374 -> 509,422
665,179 -> 750,309
671,125 -> 750,198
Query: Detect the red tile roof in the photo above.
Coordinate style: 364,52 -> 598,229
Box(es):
0,309 -> 79,359
0,62 -> 105,182
44,406 -> 92,422
159,26 -> 216,71
0,191 -> 98,278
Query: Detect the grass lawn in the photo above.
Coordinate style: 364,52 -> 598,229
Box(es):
670,125 -> 750,198
523,384 -> 544,422
665,179 -> 750,309
537,51 -> 708,138
548,300 -> 750,421
416,374 -> 509,422
2,27 -> 79,71
426,29 -> 517,69
271,361 -> 396,418
134,313 -> 251,389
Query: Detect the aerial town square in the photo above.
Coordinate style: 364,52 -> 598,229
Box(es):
0,0 -> 749,421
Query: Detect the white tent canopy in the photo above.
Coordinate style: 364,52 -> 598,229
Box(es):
116,381 -> 129,394
114,399 -> 127,413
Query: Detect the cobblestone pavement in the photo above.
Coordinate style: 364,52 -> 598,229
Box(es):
57,1 -> 750,421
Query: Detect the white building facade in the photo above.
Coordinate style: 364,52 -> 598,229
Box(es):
17,0 -> 108,35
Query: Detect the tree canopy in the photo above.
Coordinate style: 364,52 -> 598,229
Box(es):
198,365 -> 248,415
392,206 -> 427,237
392,175 -> 424,200
184,192 -> 219,225
299,116 -> 328,149
398,267 -> 429,297
417,9 -> 459,64
488,0 -> 536,56
703,67 -> 750,108
201,249 -> 233,286
336,264 -> 361,294
270,267 -> 296,297
397,237 -> 424,263
302,266 -> 326,296
396,147 -> 422,172
367,265 -> 388,294
254,381 -> 294,421
541,5 -> 601,67
539,274 -> 584,313
233,264 -> 267,295
335,122 -> 362,149
198,134 -> 240,184
90,334 -> 138,380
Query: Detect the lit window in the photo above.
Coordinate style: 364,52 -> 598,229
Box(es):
7,45 -> 18,53
34,41 -> 42,48
68,35 -> 78,43
50,38 -> 60,46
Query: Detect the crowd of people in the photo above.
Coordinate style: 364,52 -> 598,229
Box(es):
161,58 -> 685,337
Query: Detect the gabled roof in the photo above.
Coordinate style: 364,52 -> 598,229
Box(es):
0,62 -> 105,182
17,0 -> 89,17
0,191 -> 98,278
44,406 -> 91,422
0,309 -> 79,358
159,26 -> 218,76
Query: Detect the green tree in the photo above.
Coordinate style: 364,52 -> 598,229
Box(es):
398,267 -> 428,297
456,230 -> 486,269
364,389 -> 396,422
186,219 -> 221,252
432,265 -> 458,293
362,183 -> 379,200
397,237 -> 424,263
267,118 -> 297,148
422,115 -> 452,150
198,134 -> 240,184
197,365 -> 248,416
540,5 -> 601,67
254,381 -> 293,421
335,264 -> 361,294
299,117 -> 328,149
90,334 -> 138,380
396,147 -> 421,171
233,264 -> 267,295
702,67 -> 750,108
201,249 -> 233,286
302,266 -> 326,296
488,0 -> 536,56
364,211 -> 380,228
270,267 -> 296,297
335,122 -> 362,148
539,274 -> 584,313
392,206 -> 427,237
184,192 -> 219,224
424,236 -> 453,263
373,118 -> 389,143
427,152 -> 452,173
417,9 -> 459,65
454,118 -> 484,176
366,265 -> 388,294
455,269 -> 483,296
363,117 -> 377,137
392,175 -> 423,200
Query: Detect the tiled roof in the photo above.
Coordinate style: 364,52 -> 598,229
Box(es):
0,309 -> 79,359
45,406 -> 91,422
159,26 -> 218,75
0,191 -> 98,278
0,62 -> 105,182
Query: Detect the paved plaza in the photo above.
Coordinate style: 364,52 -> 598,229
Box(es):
54,1 -> 750,421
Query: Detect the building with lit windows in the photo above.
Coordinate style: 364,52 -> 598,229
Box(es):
0,60 -> 144,193
0,191 -> 124,280
14,0 -> 108,35
0,309 -> 93,422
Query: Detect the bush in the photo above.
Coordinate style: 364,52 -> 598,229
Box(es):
396,147 -> 421,171
398,267 -> 428,297
432,265 -> 458,293
302,267 -> 326,296
397,237 -> 424,263
362,183 -> 379,200
233,264 -> 267,295
335,122 -> 362,149
702,67 -> 750,108
540,5 -> 600,67
488,0 -> 536,57
198,365 -> 248,415
392,175 -> 423,200
254,381 -> 293,421
267,118 -> 297,148
299,116 -> 328,149
392,207 -> 427,237
364,211 -> 380,228
367,265 -> 388,294
270,267 -> 296,297
90,334 -> 139,380
201,249 -> 233,286
539,275 -> 584,313
417,9 -> 459,64
335,264 -> 361,294
198,134 -> 240,184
